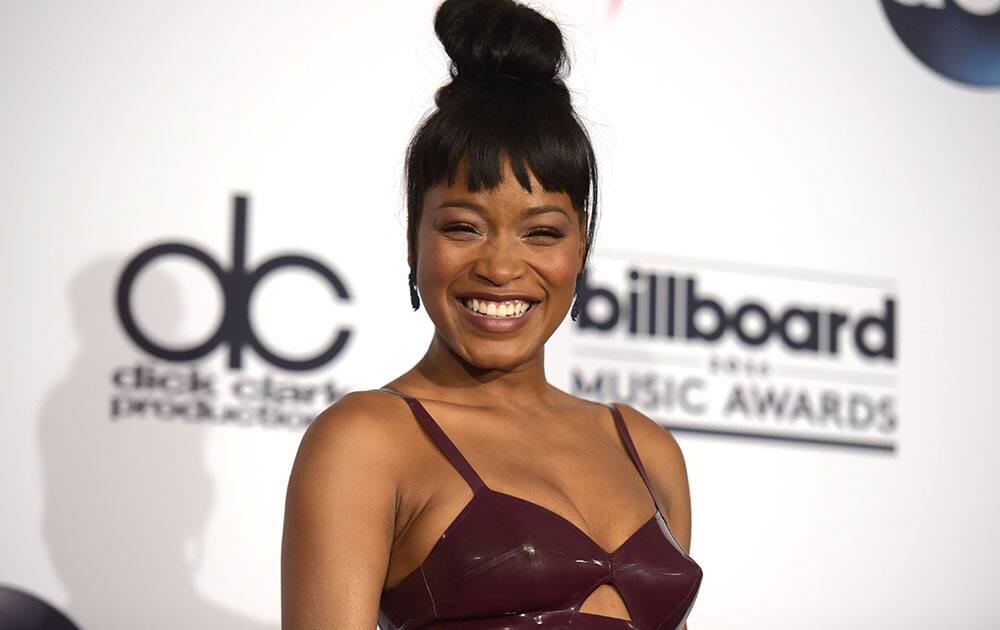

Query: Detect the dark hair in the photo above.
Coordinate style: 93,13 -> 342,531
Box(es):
405,0 -> 599,271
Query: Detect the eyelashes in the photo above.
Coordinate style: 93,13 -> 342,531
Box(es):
441,224 -> 565,239
528,227 -> 565,239
441,224 -> 478,234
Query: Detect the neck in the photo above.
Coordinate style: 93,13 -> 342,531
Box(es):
408,331 -> 553,406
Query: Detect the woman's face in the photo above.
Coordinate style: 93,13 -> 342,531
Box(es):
414,156 -> 585,370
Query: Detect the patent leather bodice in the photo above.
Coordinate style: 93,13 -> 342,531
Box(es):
377,387 -> 702,629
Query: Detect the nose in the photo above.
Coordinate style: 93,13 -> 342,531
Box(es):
472,237 -> 524,287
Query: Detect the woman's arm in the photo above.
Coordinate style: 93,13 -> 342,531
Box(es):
281,392 -> 399,629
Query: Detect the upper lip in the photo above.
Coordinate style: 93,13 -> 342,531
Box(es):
456,292 -> 541,303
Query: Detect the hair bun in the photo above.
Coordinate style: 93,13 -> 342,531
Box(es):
434,0 -> 567,88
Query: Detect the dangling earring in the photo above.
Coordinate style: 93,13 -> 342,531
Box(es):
408,267 -> 420,311
570,271 -> 583,321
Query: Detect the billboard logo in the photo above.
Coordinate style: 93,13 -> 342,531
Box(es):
576,270 -> 895,360
882,0 -> 1000,86
116,194 -> 352,371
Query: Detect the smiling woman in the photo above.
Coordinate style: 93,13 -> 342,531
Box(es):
280,1 -> 702,629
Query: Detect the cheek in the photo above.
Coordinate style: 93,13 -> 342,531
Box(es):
536,245 -> 582,292
417,237 -> 466,289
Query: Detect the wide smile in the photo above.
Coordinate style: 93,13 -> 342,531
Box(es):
454,296 -> 540,333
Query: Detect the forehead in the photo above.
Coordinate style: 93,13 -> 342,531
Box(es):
424,155 -> 576,218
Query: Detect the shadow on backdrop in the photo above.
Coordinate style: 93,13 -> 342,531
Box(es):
37,256 -> 277,630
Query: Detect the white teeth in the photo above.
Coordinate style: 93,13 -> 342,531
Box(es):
461,298 -> 534,318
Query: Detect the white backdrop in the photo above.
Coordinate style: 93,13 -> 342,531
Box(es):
2,1 -> 999,628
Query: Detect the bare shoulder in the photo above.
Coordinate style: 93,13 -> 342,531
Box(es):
284,387 -> 412,535
288,390 -> 409,495
613,403 -> 694,552
295,389 -> 407,458
612,403 -> 687,480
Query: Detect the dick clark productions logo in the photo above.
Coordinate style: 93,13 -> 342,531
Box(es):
116,195 -> 352,371
882,0 -> 1000,86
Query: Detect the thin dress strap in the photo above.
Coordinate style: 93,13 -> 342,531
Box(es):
607,402 -> 664,517
379,387 -> 487,493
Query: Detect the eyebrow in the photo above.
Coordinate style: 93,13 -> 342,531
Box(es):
435,200 -> 570,219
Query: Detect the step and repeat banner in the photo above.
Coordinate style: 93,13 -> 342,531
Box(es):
2,1 -> 998,628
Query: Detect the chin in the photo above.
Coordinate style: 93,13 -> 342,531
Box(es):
458,342 -> 536,372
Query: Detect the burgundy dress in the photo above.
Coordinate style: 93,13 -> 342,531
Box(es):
377,387 -> 702,629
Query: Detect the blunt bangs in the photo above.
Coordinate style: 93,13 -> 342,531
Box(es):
404,78 -> 598,266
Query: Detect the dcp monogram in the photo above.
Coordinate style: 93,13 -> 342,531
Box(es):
116,195 -> 351,371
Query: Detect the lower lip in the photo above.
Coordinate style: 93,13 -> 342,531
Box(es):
457,299 -> 538,333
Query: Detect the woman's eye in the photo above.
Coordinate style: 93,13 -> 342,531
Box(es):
442,224 -> 478,234
528,228 -> 564,239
